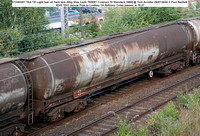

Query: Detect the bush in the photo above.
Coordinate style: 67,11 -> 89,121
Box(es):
0,28 -> 24,57
177,88 -> 200,109
116,87 -> 200,135
99,7 -> 184,36
99,8 -> 133,36
83,15 -> 99,38
146,102 -> 179,135
115,112 -> 134,136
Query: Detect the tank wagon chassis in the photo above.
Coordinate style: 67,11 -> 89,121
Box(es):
1,17 -> 200,135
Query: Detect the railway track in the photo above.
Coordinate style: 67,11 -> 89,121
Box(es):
65,72 -> 200,136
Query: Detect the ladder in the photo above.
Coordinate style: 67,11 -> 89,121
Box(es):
14,60 -> 34,125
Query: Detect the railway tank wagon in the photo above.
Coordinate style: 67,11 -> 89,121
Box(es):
0,59 -> 32,135
0,17 -> 200,135
23,19 -> 200,122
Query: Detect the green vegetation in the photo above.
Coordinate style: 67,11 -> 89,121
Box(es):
0,1 -> 200,57
115,87 -> 200,136
115,112 -> 134,136
0,0 -> 49,56
0,0 -> 80,57
99,6 -> 200,36
99,7 -> 182,36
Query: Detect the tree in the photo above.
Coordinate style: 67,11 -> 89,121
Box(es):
0,0 -> 51,56
0,0 -> 48,32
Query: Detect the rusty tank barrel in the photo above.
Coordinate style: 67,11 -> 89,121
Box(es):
0,62 -> 27,115
25,24 -> 191,100
188,20 -> 200,48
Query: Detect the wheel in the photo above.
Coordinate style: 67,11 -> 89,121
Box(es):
149,71 -> 153,78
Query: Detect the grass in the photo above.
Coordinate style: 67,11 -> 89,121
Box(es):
115,87 -> 200,136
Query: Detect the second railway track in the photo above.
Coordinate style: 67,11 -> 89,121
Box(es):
66,72 -> 200,136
